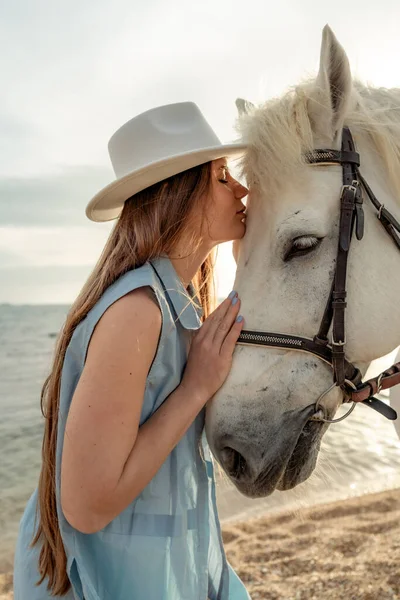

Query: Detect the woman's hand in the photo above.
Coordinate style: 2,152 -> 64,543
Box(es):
181,291 -> 244,403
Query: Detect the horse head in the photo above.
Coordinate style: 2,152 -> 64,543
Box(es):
206,25 -> 400,498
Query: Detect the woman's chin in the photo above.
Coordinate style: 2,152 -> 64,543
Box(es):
234,221 -> 246,239
213,223 -> 246,245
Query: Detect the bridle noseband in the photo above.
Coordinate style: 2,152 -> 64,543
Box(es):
237,127 -> 400,423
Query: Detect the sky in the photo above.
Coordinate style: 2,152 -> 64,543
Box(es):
1,0 -> 400,304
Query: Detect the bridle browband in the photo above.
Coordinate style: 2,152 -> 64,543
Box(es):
237,127 -> 400,423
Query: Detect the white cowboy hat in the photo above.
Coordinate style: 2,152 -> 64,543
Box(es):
86,102 -> 247,222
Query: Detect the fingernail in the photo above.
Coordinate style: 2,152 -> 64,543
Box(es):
236,315 -> 243,322
228,290 -> 237,300
232,296 -> 238,305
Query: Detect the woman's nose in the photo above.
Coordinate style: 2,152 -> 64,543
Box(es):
235,182 -> 249,199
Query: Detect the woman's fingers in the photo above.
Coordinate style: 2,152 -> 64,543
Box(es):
220,315 -> 244,359
196,291 -> 237,341
213,296 -> 241,347
182,293 -> 244,401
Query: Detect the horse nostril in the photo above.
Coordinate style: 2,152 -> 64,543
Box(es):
220,447 -> 248,480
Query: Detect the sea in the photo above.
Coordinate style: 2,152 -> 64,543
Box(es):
1,303 -> 400,574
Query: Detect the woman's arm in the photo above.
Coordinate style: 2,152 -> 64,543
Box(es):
61,288 -> 242,534
61,287 -> 162,533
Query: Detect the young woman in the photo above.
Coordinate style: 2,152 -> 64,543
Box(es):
13,102 -> 251,599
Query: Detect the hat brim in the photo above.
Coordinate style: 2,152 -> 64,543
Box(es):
85,142 -> 247,222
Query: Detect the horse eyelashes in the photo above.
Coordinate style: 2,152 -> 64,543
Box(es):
284,236 -> 322,261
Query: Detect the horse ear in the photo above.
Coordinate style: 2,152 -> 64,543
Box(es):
236,98 -> 255,116
308,25 -> 353,142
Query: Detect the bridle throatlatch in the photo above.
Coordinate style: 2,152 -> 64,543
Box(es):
237,127 -> 400,424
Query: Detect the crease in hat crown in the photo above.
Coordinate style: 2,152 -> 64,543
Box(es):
86,101 -> 247,222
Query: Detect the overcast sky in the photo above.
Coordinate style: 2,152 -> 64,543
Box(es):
1,0 -> 400,304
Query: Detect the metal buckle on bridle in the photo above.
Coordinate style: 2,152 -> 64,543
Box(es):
376,372 -> 384,394
341,180 -> 359,197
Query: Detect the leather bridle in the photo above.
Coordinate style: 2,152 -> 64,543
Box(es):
237,127 -> 400,423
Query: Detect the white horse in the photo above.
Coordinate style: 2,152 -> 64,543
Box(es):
206,25 -> 400,498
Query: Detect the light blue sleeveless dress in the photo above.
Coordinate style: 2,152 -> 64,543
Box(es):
13,256 -> 251,600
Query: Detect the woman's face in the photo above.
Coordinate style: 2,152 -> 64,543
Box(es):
202,158 -> 248,245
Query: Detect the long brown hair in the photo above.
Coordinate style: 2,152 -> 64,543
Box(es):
31,161 -> 217,595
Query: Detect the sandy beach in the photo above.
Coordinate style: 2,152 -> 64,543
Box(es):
1,487 -> 399,600
224,487 -> 400,600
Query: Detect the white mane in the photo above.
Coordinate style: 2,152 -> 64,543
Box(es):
237,81 -> 400,205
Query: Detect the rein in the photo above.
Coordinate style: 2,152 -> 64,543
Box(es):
237,127 -> 400,423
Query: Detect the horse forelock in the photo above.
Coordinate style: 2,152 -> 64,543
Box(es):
236,80 -> 400,206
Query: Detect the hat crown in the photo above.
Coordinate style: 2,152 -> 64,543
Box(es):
86,101 -> 246,222
108,102 -> 222,179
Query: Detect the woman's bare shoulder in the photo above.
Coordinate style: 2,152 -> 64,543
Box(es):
87,286 -> 162,366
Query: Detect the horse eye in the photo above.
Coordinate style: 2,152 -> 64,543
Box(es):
284,236 -> 322,262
